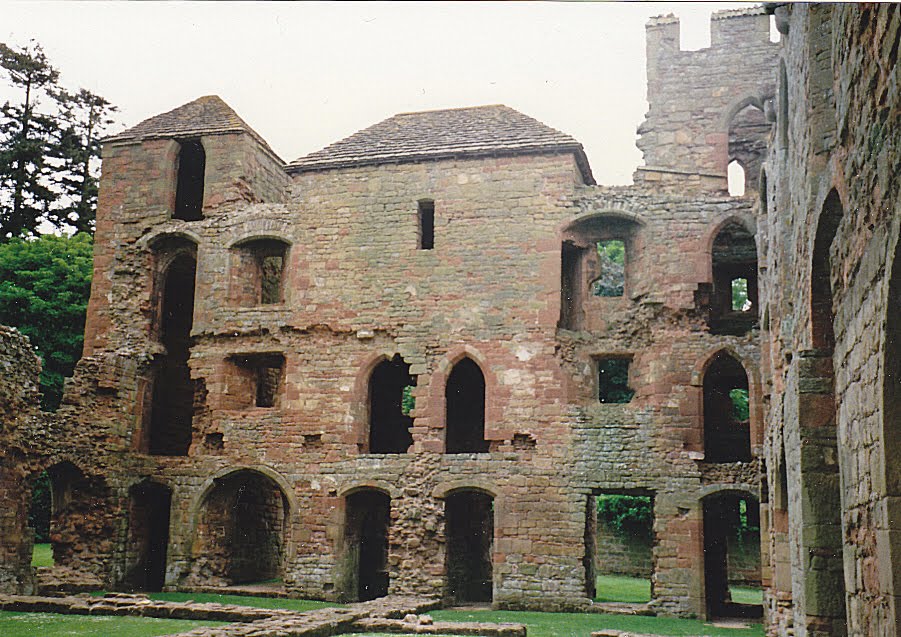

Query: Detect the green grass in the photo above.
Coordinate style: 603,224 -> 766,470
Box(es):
432,609 -> 764,637
0,611 -> 225,637
147,591 -> 338,611
595,574 -> 651,603
730,585 -> 763,605
31,543 -> 53,568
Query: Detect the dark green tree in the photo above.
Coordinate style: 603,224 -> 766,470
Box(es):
0,41 -> 61,238
49,88 -> 117,233
0,233 -> 93,409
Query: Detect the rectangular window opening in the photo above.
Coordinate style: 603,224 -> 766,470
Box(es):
731,277 -> 751,311
418,200 -> 435,250
260,255 -> 285,305
592,239 -> 625,297
597,357 -> 634,404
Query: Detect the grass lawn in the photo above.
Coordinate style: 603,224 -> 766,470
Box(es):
31,543 -> 53,568
595,574 -> 650,603
148,591 -> 338,612
730,585 -> 763,605
0,611 -> 225,637
432,609 -> 764,637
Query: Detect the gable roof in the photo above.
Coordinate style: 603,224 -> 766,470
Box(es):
287,104 -> 594,184
104,95 -> 281,161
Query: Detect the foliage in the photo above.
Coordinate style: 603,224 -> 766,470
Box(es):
28,471 -> 51,542
401,384 -> 415,416
730,388 -> 750,422
596,495 -> 652,543
0,41 -> 116,237
597,358 -> 634,404
592,239 -> 625,297
0,233 -> 93,409
731,277 -> 751,311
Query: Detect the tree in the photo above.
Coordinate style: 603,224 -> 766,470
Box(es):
0,41 -> 60,238
49,88 -> 117,233
0,233 -> 93,409
0,41 -> 117,236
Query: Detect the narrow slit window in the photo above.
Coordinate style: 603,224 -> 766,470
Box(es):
592,240 -> 625,297
418,200 -> 434,250
597,357 -> 634,404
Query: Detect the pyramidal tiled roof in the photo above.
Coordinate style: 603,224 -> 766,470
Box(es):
104,95 -> 281,160
288,105 -> 595,183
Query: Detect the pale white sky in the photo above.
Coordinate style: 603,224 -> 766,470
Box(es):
2,1 -> 766,185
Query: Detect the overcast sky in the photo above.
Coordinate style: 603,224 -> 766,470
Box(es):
2,2 -> 767,185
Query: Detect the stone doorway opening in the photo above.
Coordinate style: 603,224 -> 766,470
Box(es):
344,489 -> 390,601
702,491 -> 762,619
445,490 -> 493,604
125,481 -> 172,592
192,470 -> 289,586
586,492 -> 655,605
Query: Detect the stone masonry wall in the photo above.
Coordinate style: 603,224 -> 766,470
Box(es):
760,4 -> 901,637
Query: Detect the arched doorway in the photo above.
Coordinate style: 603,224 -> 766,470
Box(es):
192,470 -> 289,585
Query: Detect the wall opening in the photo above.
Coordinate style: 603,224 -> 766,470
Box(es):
885,223 -> 901,621
418,199 -> 435,250
344,489 -> 391,601
588,493 -> 654,604
709,221 -> 758,334
227,353 -> 285,409
192,470 -> 288,586
592,239 -> 625,297
27,470 -> 52,570
445,357 -> 488,454
728,161 -> 746,197
728,103 -> 768,193
445,490 -> 493,604
230,239 -> 289,306
559,215 -> 642,331
125,481 -> 172,592
368,355 -> 415,454
703,352 -> 752,462
149,250 -> 197,456
596,357 -> 635,404
703,492 -> 762,618
174,139 -> 205,221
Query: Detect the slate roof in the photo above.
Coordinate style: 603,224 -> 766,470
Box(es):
288,105 -> 595,184
104,95 -> 281,160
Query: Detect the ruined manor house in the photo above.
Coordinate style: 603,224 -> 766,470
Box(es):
1,4 -> 899,637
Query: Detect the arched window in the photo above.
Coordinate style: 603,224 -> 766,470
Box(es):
559,214 -> 642,330
147,241 -> 197,456
174,140 -> 205,221
703,352 -> 751,463
368,356 -> 415,454
710,221 -> 758,334
230,238 -> 290,306
727,103 -> 767,194
446,358 -> 488,454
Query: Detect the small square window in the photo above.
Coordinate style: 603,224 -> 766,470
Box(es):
596,357 -> 634,404
229,353 -> 285,409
